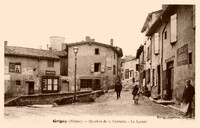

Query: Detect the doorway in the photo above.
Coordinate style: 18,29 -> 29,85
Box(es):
93,79 -> 101,90
157,65 -> 161,95
28,82 -> 34,94
166,61 -> 174,100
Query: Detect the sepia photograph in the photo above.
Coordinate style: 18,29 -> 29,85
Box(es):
0,0 -> 199,128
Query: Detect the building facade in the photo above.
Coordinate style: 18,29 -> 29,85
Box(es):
4,42 -> 66,98
121,56 -> 139,87
140,5 -> 195,104
66,38 -> 123,92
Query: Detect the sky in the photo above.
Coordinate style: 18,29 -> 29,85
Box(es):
0,0 -> 192,56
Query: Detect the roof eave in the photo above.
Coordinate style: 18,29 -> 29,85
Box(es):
145,18 -> 162,36
5,53 -> 60,60
68,41 -> 123,57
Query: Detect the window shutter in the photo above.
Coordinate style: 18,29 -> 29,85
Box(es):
101,64 -> 105,73
170,14 -> 177,43
154,33 -> 159,54
91,64 -> 94,73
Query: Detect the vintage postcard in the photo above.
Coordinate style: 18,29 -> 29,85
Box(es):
0,0 -> 199,128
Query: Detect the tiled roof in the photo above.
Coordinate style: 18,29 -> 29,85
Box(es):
5,46 -> 60,60
141,10 -> 163,33
52,50 -> 68,57
122,55 -> 136,62
67,41 -> 123,57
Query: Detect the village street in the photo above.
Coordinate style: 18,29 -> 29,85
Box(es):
4,89 -> 185,119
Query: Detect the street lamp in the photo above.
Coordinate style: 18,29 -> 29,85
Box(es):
73,47 -> 79,102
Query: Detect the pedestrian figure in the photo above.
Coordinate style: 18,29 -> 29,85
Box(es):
181,80 -> 195,118
132,85 -> 140,104
115,81 -> 122,99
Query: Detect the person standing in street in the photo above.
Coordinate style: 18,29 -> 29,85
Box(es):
132,84 -> 140,104
115,81 -> 122,99
182,80 -> 195,118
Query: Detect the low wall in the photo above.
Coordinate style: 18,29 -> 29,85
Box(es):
5,90 -> 104,106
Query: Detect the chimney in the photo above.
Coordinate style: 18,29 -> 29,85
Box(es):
91,39 -> 95,42
49,47 -> 52,52
47,44 -> 49,50
4,41 -> 7,50
110,39 -> 114,46
85,36 -> 90,42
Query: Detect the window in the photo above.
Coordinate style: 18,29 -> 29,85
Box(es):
189,52 -> 192,64
170,14 -> 177,43
152,69 -> 155,86
54,79 -> 58,90
143,70 -> 146,79
9,63 -> 21,73
42,77 -> 59,93
136,64 -> 139,71
47,60 -> 54,67
114,53 -> 116,59
80,79 -> 92,89
95,48 -> 99,55
154,33 -> 159,54
146,69 -> 150,84
164,31 -> 167,39
147,47 -> 150,61
47,79 -> 52,90
16,80 -> 21,86
80,79 -> 101,90
93,79 -> 101,90
113,65 -> 116,74
125,69 -> 129,79
94,63 -> 101,72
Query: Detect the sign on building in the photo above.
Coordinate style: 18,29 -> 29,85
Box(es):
45,70 -> 56,75
177,44 -> 188,66
22,67 -> 33,75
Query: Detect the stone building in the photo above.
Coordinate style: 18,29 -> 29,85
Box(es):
4,41 -> 67,98
141,10 -> 163,99
121,55 -> 139,87
140,5 -> 195,103
136,45 -> 144,90
4,36 -> 123,99
66,37 -> 123,92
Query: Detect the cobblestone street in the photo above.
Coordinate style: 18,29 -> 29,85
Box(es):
4,89 -> 185,119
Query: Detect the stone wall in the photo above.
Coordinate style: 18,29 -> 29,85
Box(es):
5,90 -> 104,106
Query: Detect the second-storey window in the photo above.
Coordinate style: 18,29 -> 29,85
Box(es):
47,60 -> 54,67
164,31 -> 167,39
91,63 -> 104,73
16,80 -> 21,86
94,63 -> 101,72
113,65 -> 116,74
154,33 -> 159,55
9,63 -> 21,73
